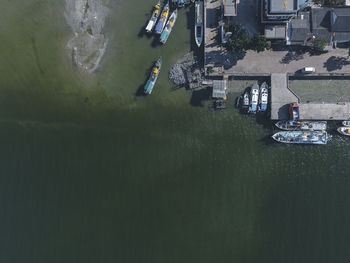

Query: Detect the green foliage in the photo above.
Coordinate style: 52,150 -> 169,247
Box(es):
313,38 -> 328,51
207,66 -> 214,74
250,34 -> 268,52
312,0 -> 323,4
324,0 -> 345,6
224,24 -> 267,53
226,24 -> 250,52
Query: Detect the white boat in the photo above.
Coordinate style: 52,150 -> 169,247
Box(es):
160,9 -> 178,44
145,1 -> 161,33
342,121 -> 350,127
248,84 -> 259,114
338,126 -> 350,136
194,0 -> 203,47
259,82 -> 268,112
242,91 -> 249,108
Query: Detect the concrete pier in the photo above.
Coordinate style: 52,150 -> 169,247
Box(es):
270,74 -> 299,120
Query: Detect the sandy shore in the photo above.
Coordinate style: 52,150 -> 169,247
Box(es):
65,0 -> 109,73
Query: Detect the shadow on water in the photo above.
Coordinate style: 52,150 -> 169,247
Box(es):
190,87 -> 211,107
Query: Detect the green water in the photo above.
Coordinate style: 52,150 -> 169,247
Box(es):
1,0 -> 350,262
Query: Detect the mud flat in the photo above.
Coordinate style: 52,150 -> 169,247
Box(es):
65,0 -> 109,73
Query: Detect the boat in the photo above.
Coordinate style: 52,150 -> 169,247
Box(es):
337,126 -> 350,136
242,91 -> 250,108
272,131 -> 331,145
155,1 -> 170,34
290,102 -> 299,120
160,9 -> 178,44
177,0 -> 185,7
248,84 -> 259,114
259,82 -> 268,112
275,120 -> 327,131
342,121 -> 350,127
194,0 -> 203,47
144,57 -> 162,95
145,1 -> 161,33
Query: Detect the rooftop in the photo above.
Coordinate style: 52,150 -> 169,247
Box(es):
269,0 -> 298,14
223,0 -> 237,17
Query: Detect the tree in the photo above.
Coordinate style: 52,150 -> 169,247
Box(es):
250,34 -> 268,52
312,38 -> 328,51
226,24 -> 250,52
324,0 -> 345,6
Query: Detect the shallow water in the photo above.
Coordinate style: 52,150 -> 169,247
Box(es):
1,0 -> 350,262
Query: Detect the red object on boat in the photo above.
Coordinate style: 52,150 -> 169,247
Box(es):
290,102 -> 299,120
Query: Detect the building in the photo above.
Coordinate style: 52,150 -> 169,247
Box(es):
212,80 -> 227,99
261,0 -> 312,24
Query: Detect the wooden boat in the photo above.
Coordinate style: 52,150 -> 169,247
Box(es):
145,1 -> 161,33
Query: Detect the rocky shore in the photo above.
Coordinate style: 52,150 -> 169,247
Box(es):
169,52 -> 205,89
65,0 -> 109,73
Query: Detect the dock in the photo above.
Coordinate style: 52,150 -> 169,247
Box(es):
270,74 -> 299,120
270,74 -> 350,120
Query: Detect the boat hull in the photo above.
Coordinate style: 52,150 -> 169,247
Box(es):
155,2 -> 170,34
272,131 -> 331,145
338,127 -> 350,136
146,1 -> 161,32
195,0 -> 203,47
275,120 -> 327,131
144,57 -> 162,95
342,121 -> 350,127
160,10 -> 177,44
248,84 -> 259,114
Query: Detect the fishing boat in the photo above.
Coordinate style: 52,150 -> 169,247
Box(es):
342,121 -> 350,127
155,1 -> 170,34
242,91 -> 250,108
275,120 -> 327,131
194,0 -> 203,47
145,1 -> 161,33
259,82 -> 268,112
272,131 -> 331,145
144,57 -> 162,95
160,9 -> 178,44
337,127 -> 350,136
248,84 -> 259,114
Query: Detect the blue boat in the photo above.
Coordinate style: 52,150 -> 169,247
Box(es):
144,57 -> 162,95
160,9 -> 177,44
155,1 -> 170,34
272,131 -> 331,145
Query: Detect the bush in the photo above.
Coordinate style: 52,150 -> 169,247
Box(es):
250,34 -> 268,52
226,24 -> 250,52
313,38 -> 328,51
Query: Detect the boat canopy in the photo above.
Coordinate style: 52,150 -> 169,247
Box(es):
144,80 -> 153,92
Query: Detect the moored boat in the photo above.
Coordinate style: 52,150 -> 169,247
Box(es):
337,126 -> 350,136
145,1 -> 161,33
259,82 -> 268,112
272,131 -> 331,145
342,121 -> 350,127
194,0 -> 203,47
160,9 -> 178,44
248,84 -> 259,114
155,1 -> 170,34
242,91 -> 250,108
144,57 -> 162,95
275,120 -> 327,131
